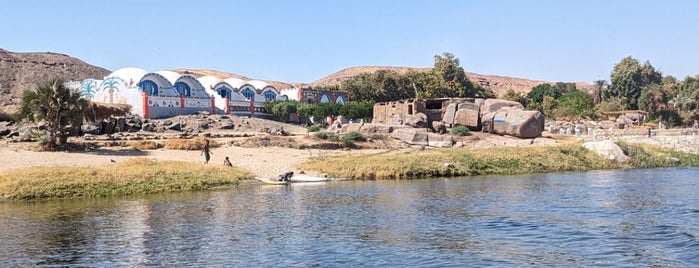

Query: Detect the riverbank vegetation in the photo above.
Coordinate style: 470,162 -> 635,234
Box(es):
1,141 -> 696,201
298,142 -> 699,180
0,158 -> 253,200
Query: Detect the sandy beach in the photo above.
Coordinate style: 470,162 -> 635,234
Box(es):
1,130 -> 696,178
0,138 -> 388,179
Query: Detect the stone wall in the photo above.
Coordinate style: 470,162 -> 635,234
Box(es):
372,99 -> 422,125
373,98 -> 544,138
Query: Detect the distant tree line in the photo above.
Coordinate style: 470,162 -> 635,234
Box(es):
266,52 -> 496,124
499,56 -> 698,127
277,54 -> 698,127
265,100 -> 373,125
337,52 -> 495,103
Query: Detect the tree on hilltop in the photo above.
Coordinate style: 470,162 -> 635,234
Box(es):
341,52 -> 493,102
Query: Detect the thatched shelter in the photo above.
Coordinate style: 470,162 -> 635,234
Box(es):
83,102 -> 132,123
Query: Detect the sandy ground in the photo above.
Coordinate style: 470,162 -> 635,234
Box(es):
1,131 -> 694,178
0,140 -> 387,178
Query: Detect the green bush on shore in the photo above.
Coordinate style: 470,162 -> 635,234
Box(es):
450,125 -> 471,136
298,142 -> 699,180
0,158 -> 254,200
617,141 -> 699,168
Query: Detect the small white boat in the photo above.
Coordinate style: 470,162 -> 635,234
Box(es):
288,174 -> 331,183
256,177 -> 290,185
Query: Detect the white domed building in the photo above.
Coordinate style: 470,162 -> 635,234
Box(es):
74,67 -> 288,119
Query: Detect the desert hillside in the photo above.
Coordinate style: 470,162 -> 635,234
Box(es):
0,49 -> 110,112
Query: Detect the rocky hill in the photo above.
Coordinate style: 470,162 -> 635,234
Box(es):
0,49 -> 110,112
310,66 -> 591,97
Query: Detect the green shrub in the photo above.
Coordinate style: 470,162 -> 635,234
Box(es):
342,131 -> 366,145
371,134 -> 386,140
314,132 -> 329,140
308,125 -> 321,132
450,125 -> 471,136
328,134 -> 341,142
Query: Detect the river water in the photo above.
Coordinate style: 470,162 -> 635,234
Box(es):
1,167 -> 698,267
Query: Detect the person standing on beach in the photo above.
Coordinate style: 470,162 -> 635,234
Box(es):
201,140 -> 212,164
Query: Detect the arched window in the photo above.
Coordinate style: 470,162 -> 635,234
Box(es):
241,89 -> 255,100
140,80 -> 158,96
320,95 -> 331,103
174,82 -> 191,97
264,91 -> 277,101
335,96 -> 346,104
217,87 -> 232,99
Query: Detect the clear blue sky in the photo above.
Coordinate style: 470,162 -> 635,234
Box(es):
2,0 -> 698,84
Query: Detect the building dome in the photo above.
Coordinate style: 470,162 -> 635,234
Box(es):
248,80 -> 269,90
198,76 -> 223,90
224,78 -> 246,89
106,67 -> 147,84
154,70 -> 181,85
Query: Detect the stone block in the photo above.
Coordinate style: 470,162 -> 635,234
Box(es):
427,133 -> 453,147
391,128 -> 429,146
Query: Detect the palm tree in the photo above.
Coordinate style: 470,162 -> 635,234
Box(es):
592,80 -> 608,104
80,79 -> 97,101
19,78 -> 87,150
669,94 -> 695,112
101,77 -> 121,104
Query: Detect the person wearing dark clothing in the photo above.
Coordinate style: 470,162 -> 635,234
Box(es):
277,171 -> 294,181
201,140 -> 212,164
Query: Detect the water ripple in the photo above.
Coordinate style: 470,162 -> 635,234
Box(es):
0,167 -> 698,266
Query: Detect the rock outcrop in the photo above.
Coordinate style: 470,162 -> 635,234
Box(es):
0,49 -> 110,112
582,140 -> 630,163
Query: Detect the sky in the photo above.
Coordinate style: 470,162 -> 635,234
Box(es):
2,0 -> 698,84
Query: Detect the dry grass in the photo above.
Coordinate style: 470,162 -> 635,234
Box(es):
164,136 -> 219,150
83,103 -> 132,122
0,158 -> 254,200
131,140 -> 162,150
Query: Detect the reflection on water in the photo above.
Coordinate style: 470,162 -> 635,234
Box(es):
1,168 -> 698,266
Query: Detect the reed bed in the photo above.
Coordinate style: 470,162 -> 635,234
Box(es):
0,158 -> 253,200
298,142 -> 698,180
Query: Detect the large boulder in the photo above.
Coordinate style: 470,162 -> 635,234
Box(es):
582,140 -> 630,163
219,119 -> 234,130
480,99 -> 524,117
427,133 -> 453,147
141,122 -> 156,132
404,113 -> 427,128
339,123 -> 363,134
392,128 -> 429,146
481,112 -> 497,133
432,121 -> 447,134
166,122 -> 182,131
358,123 -> 395,134
454,102 -> 480,129
442,103 -> 458,125
473,98 -> 486,107
492,109 -> 544,138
